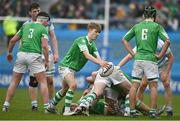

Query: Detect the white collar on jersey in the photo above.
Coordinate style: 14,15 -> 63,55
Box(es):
144,18 -> 154,22
86,36 -> 92,45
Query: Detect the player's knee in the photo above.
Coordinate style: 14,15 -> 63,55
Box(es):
47,80 -> 54,87
141,82 -> 147,89
70,83 -> 77,90
29,76 -> 38,87
163,82 -> 170,89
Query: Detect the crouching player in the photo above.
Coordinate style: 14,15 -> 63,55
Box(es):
70,64 -> 164,116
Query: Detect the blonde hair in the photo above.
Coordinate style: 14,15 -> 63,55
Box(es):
87,22 -> 101,33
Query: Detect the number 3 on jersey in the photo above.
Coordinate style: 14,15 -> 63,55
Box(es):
142,29 -> 148,40
28,28 -> 34,38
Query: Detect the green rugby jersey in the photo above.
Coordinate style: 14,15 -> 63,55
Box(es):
18,22 -> 48,54
60,36 -> 99,71
123,20 -> 169,62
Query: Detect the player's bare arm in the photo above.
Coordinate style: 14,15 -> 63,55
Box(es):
164,52 -> 174,80
49,29 -> 59,63
156,39 -> 170,59
118,53 -> 133,67
7,33 -> 20,62
42,37 -> 49,68
8,33 -> 20,53
122,39 -> 135,57
83,50 -> 109,68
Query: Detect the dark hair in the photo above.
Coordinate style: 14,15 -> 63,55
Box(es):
87,22 -> 101,33
29,3 -> 40,11
143,6 -> 156,19
37,11 -> 50,21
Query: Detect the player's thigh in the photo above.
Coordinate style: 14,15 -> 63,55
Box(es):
140,76 -> 148,89
13,52 -> 28,73
94,73 -> 111,87
94,81 -> 107,96
159,65 -> 170,83
59,67 -> 76,87
34,71 -> 47,85
132,61 -> 144,80
116,81 -> 131,95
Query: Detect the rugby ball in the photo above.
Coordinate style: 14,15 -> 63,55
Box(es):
99,62 -> 114,77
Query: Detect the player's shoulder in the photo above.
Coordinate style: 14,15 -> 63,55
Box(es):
75,36 -> 86,42
23,19 -> 32,25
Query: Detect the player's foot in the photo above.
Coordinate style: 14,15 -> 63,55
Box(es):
46,103 -> 58,114
167,110 -> 173,117
31,106 -> 38,112
72,106 -> 83,115
82,106 -> 89,116
130,110 -> 139,118
2,105 -> 8,112
157,105 -> 166,116
149,112 -> 159,119
72,103 -> 89,116
63,111 -> 75,116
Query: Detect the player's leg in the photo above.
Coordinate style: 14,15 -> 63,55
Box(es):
104,87 -> 123,115
46,56 -> 55,102
2,52 -> 28,112
148,81 -> 158,117
2,72 -> 23,112
28,75 -> 38,111
46,76 -> 54,101
47,67 -> 71,114
129,61 -> 142,117
47,80 -> 68,114
74,83 -> 106,116
137,76 -> 148,101
129,81 -> 140,116
57,67 -> 77,115
160,67 -> 173,117
34,72 -> 49,111
30,53 -> 49,112
74,74 -> 108,116
63,74 -> 76,115
145,61 -> 159,118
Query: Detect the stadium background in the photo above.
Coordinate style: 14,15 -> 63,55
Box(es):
0,0 -> 180,94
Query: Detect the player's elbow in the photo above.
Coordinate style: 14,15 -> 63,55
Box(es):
122,39 -> 126,45
165,39 -> 171,46
169,53 -> 174,62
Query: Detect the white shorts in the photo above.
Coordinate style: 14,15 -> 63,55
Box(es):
29,54 -> 55,77
13,52 -> 45,74
94,69 -> 129,87
58,66 -> 76,80
104,87 -> 119,101
132,60 -> 159,82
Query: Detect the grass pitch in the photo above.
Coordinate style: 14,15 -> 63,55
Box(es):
0,88 -> 180,120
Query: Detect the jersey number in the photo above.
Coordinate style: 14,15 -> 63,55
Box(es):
28,28 -> 34,38
141,29 -> 148,40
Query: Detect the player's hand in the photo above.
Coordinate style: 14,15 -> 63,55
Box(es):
100,60 -> 110,69
7,53 -> 13,63
155,54 -> 162,60
53,54 -> 59,63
